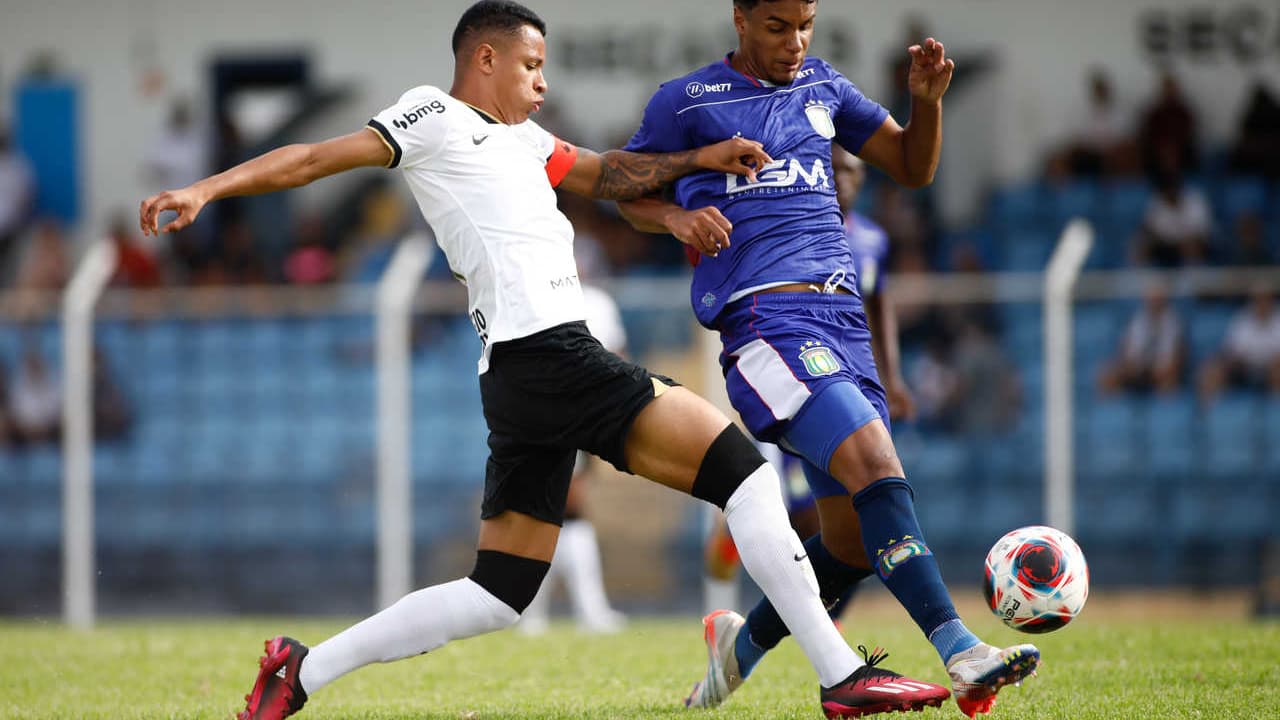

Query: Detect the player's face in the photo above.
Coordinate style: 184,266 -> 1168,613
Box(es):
735,0 -> 816,85
492,25 -> 548,123
831,149 -> 864,214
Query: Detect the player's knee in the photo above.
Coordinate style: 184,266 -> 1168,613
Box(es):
468,549 -> 551,616
690,424 -> 767,510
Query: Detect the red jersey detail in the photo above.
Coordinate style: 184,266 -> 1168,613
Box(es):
545,137 -> 578,188
684,245 -> 702,267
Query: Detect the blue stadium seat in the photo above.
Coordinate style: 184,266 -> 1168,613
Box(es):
1187,304 -> 1238,365
1214,177 -> 1267,225
1202,394 -> 1261,480
1046,181 -> 1101,229
990,184 -> 1045,229
1003,231 -> 1055,271
1262,402 -> 1280,476
1102,180 -> 1152,235
1078,397 -> 1142,481
1142,394 -> 1196,479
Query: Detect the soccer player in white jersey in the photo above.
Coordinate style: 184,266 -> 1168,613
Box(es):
139,2 -> 946,718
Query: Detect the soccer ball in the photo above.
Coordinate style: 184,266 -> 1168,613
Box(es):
982,525 -> 1089,633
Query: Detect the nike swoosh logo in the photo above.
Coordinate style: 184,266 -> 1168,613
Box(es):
472,134 -> 489,145
794,553 -> 807,562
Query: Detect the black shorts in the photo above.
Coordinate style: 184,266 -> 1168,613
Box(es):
478,321 -> 678,525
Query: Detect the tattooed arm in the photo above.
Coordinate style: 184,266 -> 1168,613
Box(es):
557,138 -> 771,201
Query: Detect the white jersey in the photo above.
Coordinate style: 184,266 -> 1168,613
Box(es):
368,85 -> 584,373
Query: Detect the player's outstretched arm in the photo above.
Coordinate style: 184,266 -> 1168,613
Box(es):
618,195 -> 733,258
139,128 -> 392,236
857,37 -> 954,189
557,137 -> 770,202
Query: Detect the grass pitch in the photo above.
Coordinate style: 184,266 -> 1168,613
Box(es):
1,594 -> 1277,719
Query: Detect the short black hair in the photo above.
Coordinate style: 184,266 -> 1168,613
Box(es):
733,0 -> 816,9
452,1 -> 547,56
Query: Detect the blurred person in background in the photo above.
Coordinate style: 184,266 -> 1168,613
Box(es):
0,124 -> 35,278
8,341 -> 61,446
11,219 -> 70,317
0,357 -> 14,447
947,318 -> 1020,436
108,212 -> 165,289
139,3 -> 889,720
1050,68 -> 1135,179
620,1 -> 1036,715
518,263 -> 628,636
1133,156 -> 1211,268
1197,287 -> 1280,403
1098,282 -> 1185,396
1139,71 -> 1198,179
1228,82 -> 1280,179
1224,213 -> 1273,267
147,99 -> 207,193
284,213 -> 337,285
92,346 -> 133,442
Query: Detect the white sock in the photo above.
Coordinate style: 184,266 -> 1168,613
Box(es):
558,519 -> 618,624
298,578 -> 519,694
723,464 -> 861,687
703,576 -> 740,616
516,576 -> 552,635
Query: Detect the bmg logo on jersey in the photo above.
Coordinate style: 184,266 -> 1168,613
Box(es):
392,100 -> 447,130
686,81 -> 732,98
725,158 -> 829,195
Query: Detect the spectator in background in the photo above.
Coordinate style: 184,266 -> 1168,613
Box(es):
203,220 -> 268,285
1133,158 -> 1211,267
340,184 -> 410,284
1197,288 -> 1280,403
1225,213 -> 1273,267
909,333 -> 958,432
11,220 -> 71,317
0,358 -> 14,447
1138,71 -> 1198,178
1228,82 -> 1280,179
8,343 -> 61,445
1053,69 -> 1135,178
92,346 -> 132,441
949,318 -> 1021,435
1098,283 -> 1185,395
146,99 -> 207,192
146,99 -> 211,281
0,124 -> 35,279
284,213 -> 337,285
108,212 -> 164,288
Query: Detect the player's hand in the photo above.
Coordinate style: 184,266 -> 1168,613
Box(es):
694,137 -> 773,182
906,37 -> 955,104
666,206 -> 734,257
886,375 -> 917,421
139,186 -> 207,236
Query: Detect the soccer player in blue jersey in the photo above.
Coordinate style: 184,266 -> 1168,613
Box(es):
619,1 -> 1040,717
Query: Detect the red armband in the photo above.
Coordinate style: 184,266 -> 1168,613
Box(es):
545,136 -> 578,188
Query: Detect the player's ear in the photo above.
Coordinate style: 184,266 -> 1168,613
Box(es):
732,7 -> 748,37
474,42 -> 498,76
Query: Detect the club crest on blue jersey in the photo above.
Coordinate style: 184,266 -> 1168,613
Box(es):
804,100 -> 836,139
799,340 -> 840,376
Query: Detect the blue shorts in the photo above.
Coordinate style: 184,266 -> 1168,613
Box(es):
719,292 -> 890,499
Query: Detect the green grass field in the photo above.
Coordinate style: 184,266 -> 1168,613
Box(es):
2,596 -> 1277,719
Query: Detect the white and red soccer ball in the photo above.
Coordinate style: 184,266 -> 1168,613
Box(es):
983,525 -> 1089,634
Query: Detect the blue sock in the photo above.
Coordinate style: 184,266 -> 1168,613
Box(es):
851,478 -> 980,663
733,626 -> 767,679
735,533 -> 874,678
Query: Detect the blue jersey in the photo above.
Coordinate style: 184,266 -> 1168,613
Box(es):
845,211 -> 889,297
625,54 -> 888,326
